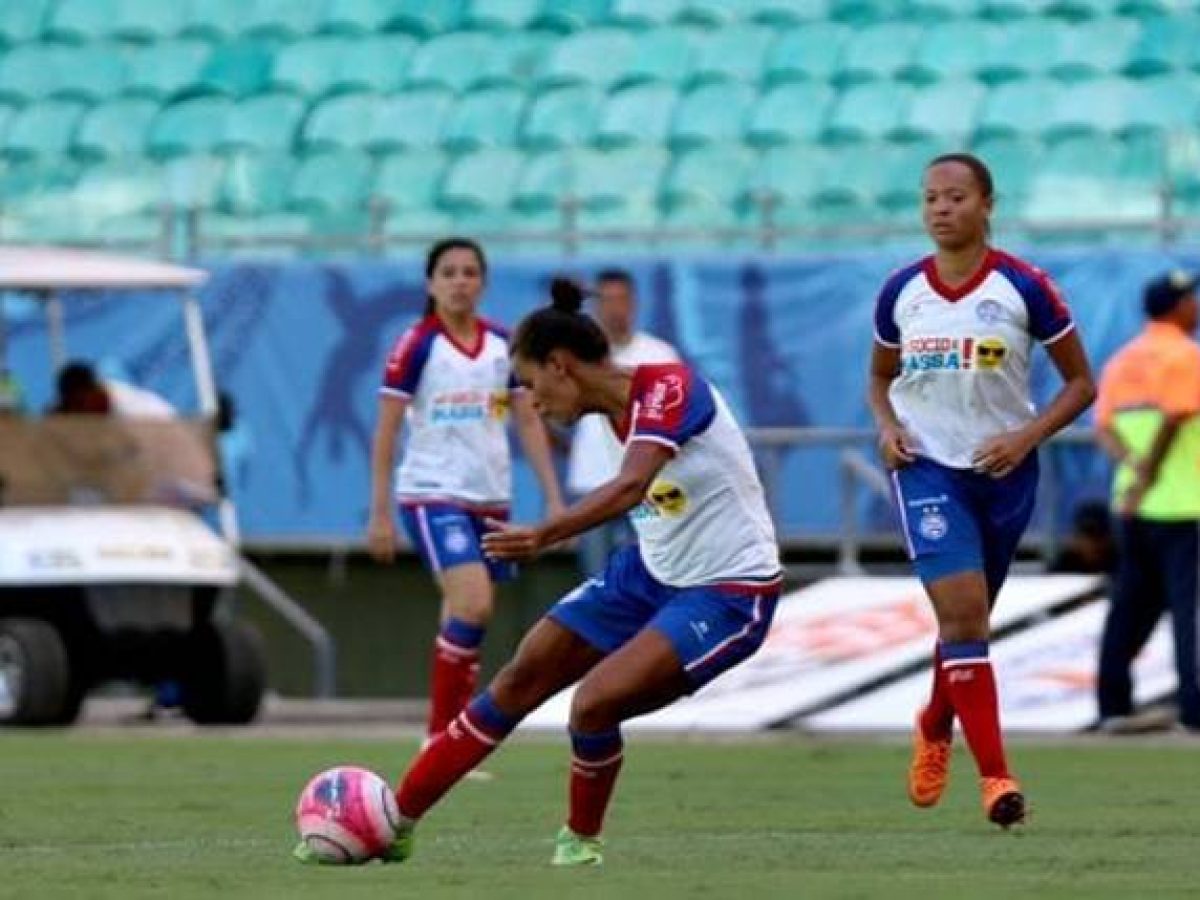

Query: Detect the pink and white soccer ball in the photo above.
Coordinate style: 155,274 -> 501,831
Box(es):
295,766 -> 400,864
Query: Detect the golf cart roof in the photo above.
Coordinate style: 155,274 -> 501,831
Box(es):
0,246 -> 207,291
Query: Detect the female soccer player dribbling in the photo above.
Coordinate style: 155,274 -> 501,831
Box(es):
363,278 -> 781,867
366,238 -> 563,746
867,154 -> 1095,827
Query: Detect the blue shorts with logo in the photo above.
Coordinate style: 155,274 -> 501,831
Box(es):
548,544 -> 780,691
398,502 -> 517,583
891,455 -> 1039,597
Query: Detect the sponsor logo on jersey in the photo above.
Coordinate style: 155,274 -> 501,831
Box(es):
430,389 -> 494,424
903,336 -> 975,372
640,374 -> 685,423
488,390 -> 510,421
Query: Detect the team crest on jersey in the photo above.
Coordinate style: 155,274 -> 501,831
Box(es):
918,507 -> 948,541
975,298 -> 1004,324
443,523 -> 470,555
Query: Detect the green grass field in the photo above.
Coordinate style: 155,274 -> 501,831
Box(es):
1,733 -> 1198,899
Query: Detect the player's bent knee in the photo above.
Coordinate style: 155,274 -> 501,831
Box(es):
489,656 -> 554,715
568,684 -> 622,733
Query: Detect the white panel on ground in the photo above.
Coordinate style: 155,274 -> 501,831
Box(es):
807,600 -> 1176,733
521,574 -> 1100,732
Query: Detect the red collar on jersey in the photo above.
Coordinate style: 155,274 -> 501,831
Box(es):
923,248 -> 999,302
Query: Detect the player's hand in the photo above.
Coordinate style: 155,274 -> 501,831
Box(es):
366,513 -> 398,564
877,422 -> 916,470
481,518 -> 546,561
1118,462 -> 1152,516
972,430 -> 1037,479
545,495 -> 567,519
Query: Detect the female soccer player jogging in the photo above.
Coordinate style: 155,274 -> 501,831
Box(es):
374,278 -> 780,867
867,154 -> 1095,828
366,237 -> 563,745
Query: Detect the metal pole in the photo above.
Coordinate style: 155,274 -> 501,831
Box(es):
181,292 -> 218,417
45,290 -> 67,371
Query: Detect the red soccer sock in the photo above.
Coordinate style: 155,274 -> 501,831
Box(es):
919,642 -> 955,740
567,728 -> 624,837
426,619 -> 483,739
397,691 -> 515,820
941,642 -> 1010,779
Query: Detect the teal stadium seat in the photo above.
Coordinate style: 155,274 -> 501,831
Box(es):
288,149 -> 373,212
535,28 -> 636,91
406,32 -> 497,93
45,0 -> 118,43
0,0 -> 51,46
594,84 -> 678,147
191,39 -> 276,98
222,93 -> 306,152
50,45 -> 128,102
217,151 -> 295,214
440,148 -> 524,211
824,82 -> 914,143
164,154 -> 226,210
876,140 -> 942,211
575,203 -> 660,240
123,40 -> 212,100
901,21 -> 995,84
1116,0 -> 1185,16
1118,131 -> 1168,190
111,0 -> 188,43
178,0 -> 253,41
515,149 -> 575,210
615,27 -> 695,88
902,0 -> 986,20
676,0 -> 740,27
810,142 -> 886,210
1049,18 -> 1137,81
689,25 -> 774,84
4,100 -> 87,160
763,24 -> 850,86
1122,16 -> 1198,77
74,158 -> 163,219
148,97 -> 235,157
0,161 -> 82,237
1122,74 -> 1200,135
747,144 -> 828,219
530,0 -> 612,32
971,135 -> 1041,204
836,23 -> 924,86
462,0 -> 539,31
1022,135 -> 1134,225
0,45 -> 62,103
365,90 -> 454,151
662,144 -> 754,211
74,99 -> 160,159
1044,78 -> 1137,139
670,82 -> 755,148
303,94 -> 379,151
891,80 -> 985,143
0,105 -> 17,146
318,0 -> 400,35
335,36 -> 419,94
980,0 -> 1054,19
442,87 -> 526,150
270,37 -> 351,96
372,151 -> 447,214
240,0 -> 323,38
978,19 -> 1066,82
386,0 -> 466,37
747,0 -> 831,25
575,147 -> 669,209
975,78 -> 1057,139
745,83 -> 834,147
607,0 -> 686,29
1043,0 -> 1119,20
479,31 -> 555,87
383,207 -> 454,241
522,86 -> 602,149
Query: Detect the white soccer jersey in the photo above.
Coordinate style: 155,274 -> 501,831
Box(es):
873,248 -> 1075,469
616,363 -> 781,589
380,315 -> 517,505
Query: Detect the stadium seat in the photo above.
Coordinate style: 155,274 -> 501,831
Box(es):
974,79 -> 1058,139
1050,18 -> 1137,81
902,0 -> 986,19
478,31 -> 555,87
689,25 -> 774,84
901,21 -> 995,83
0,45 -> 62,103
406,32 -> 497,93
680,0 -> 745,27
748,144 -> 828,210
0,104 -> 18,145
747,0 -> 831,26
535,28 -> 636,91
270,37 -> 348,96
615,27 -> 695,88
163,154 -> 226,209
1121,74 -> 1200,135
217,150 -> 295,213
318,0 -> 400,35
222,93 -> 306,153
1044,78 -> 1137,139
74,99 -> 160,159
662,144 -> 754,209
670,82 -> 755,148
122,40 -> 212,100
0,0 -> 51,46
530,0 -> 612,32
1023,135 -> 1126,223
522,86 -> 602,149
383,206 -> 454,240
288,149 -> 373,212
970,134 -> 1041,200
891,80 -> 985,143
1122,15 -> 1198,77
178,0 -> 253,41
442,87 -> 526,150
744,83 -> 834,147
240,0 -> 323,38
978,19 -> 1065,82
1115,0 -> 1180,16
371,150 -> 447,213
462,0 -> 540,31
824,82 -> 914,143
980,0 -> 1054,19
303,93 -> 379,151
763,24 -> 850,86
836,23 -> 925,86
50,45 -> 129,102
365,90 -> 454,151
147,97 -> 235,157
441,148 -> 524,210
811,142 -> 887,207
1117,130 -> 1167,189
594,84 -> 678,147
1043,0 -> 1119,20
515,149 -> 575,209
385,0 -> 466,36
111,0 -> 188,42
876,140 -> 942,210
4,100 -> 87,160
191,39 -> 277,98
45,0 -> 118,43
74,158 -> 163,218
608,0 -> 686,28
335,36 -> 419,94
576,147 -> 668,208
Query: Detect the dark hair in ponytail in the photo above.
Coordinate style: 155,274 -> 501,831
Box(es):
424,236 -> 487,315
511,277 -> 610,364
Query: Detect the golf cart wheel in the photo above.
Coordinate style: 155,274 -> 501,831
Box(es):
0,618 -> 84,726
181,620 -> 266,725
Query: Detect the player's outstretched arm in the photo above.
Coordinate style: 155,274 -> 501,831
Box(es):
511,389 -> 565,516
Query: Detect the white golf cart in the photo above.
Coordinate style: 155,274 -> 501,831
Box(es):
0,247 -> 335,726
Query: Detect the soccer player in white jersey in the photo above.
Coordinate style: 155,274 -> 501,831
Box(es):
867,154 -> 1095,828
370,278 -> 782,868
366,238 -> 563,746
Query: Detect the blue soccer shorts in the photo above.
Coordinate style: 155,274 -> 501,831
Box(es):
890,454 -> 1039,597
548,544 -> 780,690
399,501 -> 517,583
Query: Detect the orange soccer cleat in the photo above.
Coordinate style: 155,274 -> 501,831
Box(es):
907,712 -> 952,808
981,776 -> 1027,829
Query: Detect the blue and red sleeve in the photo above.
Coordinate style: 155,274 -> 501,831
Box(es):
873,261 -> 922,348
995,252 -> 1074,344
627,364 -> 717,454
381,316 -> 439,398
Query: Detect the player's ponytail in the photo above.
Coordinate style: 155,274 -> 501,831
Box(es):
511,277 -> 609,364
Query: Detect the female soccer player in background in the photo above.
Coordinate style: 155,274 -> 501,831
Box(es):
363,279 -> 781,867
366,237 -> 563,745
867,154 -> 1095,828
